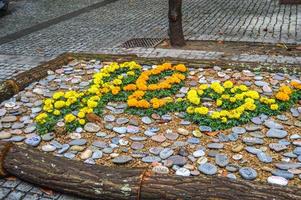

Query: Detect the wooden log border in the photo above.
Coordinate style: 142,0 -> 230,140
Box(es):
279,0 -> 301,4
0,52 -> 300,103
0,142 -> 300,200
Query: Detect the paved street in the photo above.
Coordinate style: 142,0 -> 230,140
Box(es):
0,0 -> 301,199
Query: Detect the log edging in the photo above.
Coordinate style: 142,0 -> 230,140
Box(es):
0,142 -> 301,200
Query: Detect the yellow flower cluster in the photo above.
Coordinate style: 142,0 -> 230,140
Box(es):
91,61 -> 141,95
125,63 -> 187,109
35,113 -> 48,124
186,81 -> 261,122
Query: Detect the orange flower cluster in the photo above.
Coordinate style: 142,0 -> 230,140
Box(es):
275,85 -> 292,101
125,63 -> 187,109
291,81 -> 301,90
150,98 -> 166,109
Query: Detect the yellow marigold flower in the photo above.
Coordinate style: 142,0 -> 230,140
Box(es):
90,96 -> 100,102
221,94 -> 230,99
138,100 -> 150,108
53,92 -> 64,100
194,106 -> 209,115
267,98 -> 276,104
246,90 -> 259,99
270,104 -> 279,110
223,81 -> 233,89
221,117 -> 227,123
220,110 -> 229,117
186,106 -> 195,114
35,113 -> 48,123
187,89 -> 200,105
113,79 -> 122,85
53,110 -> 61,116
44,99 -> 53,105
235,93 -> 244,101
239,85 -> 248,91
64,114 -> 76,123
276,92 -> 290,101
77,112 -> 85,118
176,98 -> 184,102
79,119 -> 86,125
54,101 -> 66,109
87,100 -> 97,108
211,111 -> 220,119
127,71 -> 135,76
216,99 -> 223,106
230,97 -> 236,103
197,90 -> 204,96
199,84 -> 208,90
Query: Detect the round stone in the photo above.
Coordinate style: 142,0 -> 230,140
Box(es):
92,150 -> 103,159
151,135 -> 166,143
266,129 -> 287,139
232,127 -> 246,134
84,123 -> 101,133
141,116 -> 152,124
69,139 -> 87,146
215,154 -> 229,167
41,144 -> 56,152
104,115 -> 115,122
271,169 -> 294,179
264,120 -> 283,129
142,156 -> 161,163
116,117 -> 129,125
159,148 -> 174,159
192,150 -> 205,158
126,125 -> 140,134
269,143 -> 287,152
207,143 -> 224,149
25,135 -> 41,147
176,168 -> 190,177
257,152 -> 273,163
131,142 -> 144,150
152,166 -> 169,174
232,154 -> 243,160
199,126 -> 212,132
192,130 -> 202,138
198,163 -> 217,175
267,176 -> 288,186
93,141 -> 108,149
177,128 -> 189,136
24,126 -> 36,134
1,116 -> 17,123
197,157 -> 208,165
187,137 -> 200,144
144,130 -> 156,137
167,155 -> 187,166
149,147 -> 163,155
113,127 -> 127,134
165,132 -> 178,140
41,133 -> 55,141
112,156 -> 132,164
0,132 -> 12,139
80,149 -> 93,160
0,109 -> 7,117
239,167 -> 257,180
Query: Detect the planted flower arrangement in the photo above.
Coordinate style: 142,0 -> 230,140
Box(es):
1,60 -> 301,187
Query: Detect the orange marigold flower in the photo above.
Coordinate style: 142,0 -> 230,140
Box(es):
127,98 -> 138,107
279,85 -> 292,95
162,63 -> 172,70
123,84 -> 137,91
148,84 -> 158,90
175,64 -> 187,72
112,87 -> 120,95
138,100 -> 150,108
291,81 -> 301,90
276,92 -> 290,101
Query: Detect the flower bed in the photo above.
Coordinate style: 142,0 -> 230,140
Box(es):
1,58 -> 301,187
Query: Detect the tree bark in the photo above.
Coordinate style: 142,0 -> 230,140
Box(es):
168,0 -> 185,47
1,142 -> 301,200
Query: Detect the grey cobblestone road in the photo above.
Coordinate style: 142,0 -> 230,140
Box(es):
0,0 -> 301,199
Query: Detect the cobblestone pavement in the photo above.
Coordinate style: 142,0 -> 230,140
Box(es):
0,178 -> 84,200
0,0 -> 301,199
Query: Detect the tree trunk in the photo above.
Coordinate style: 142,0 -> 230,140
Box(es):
1,142 -> 301,200
168,0 -> 185,47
